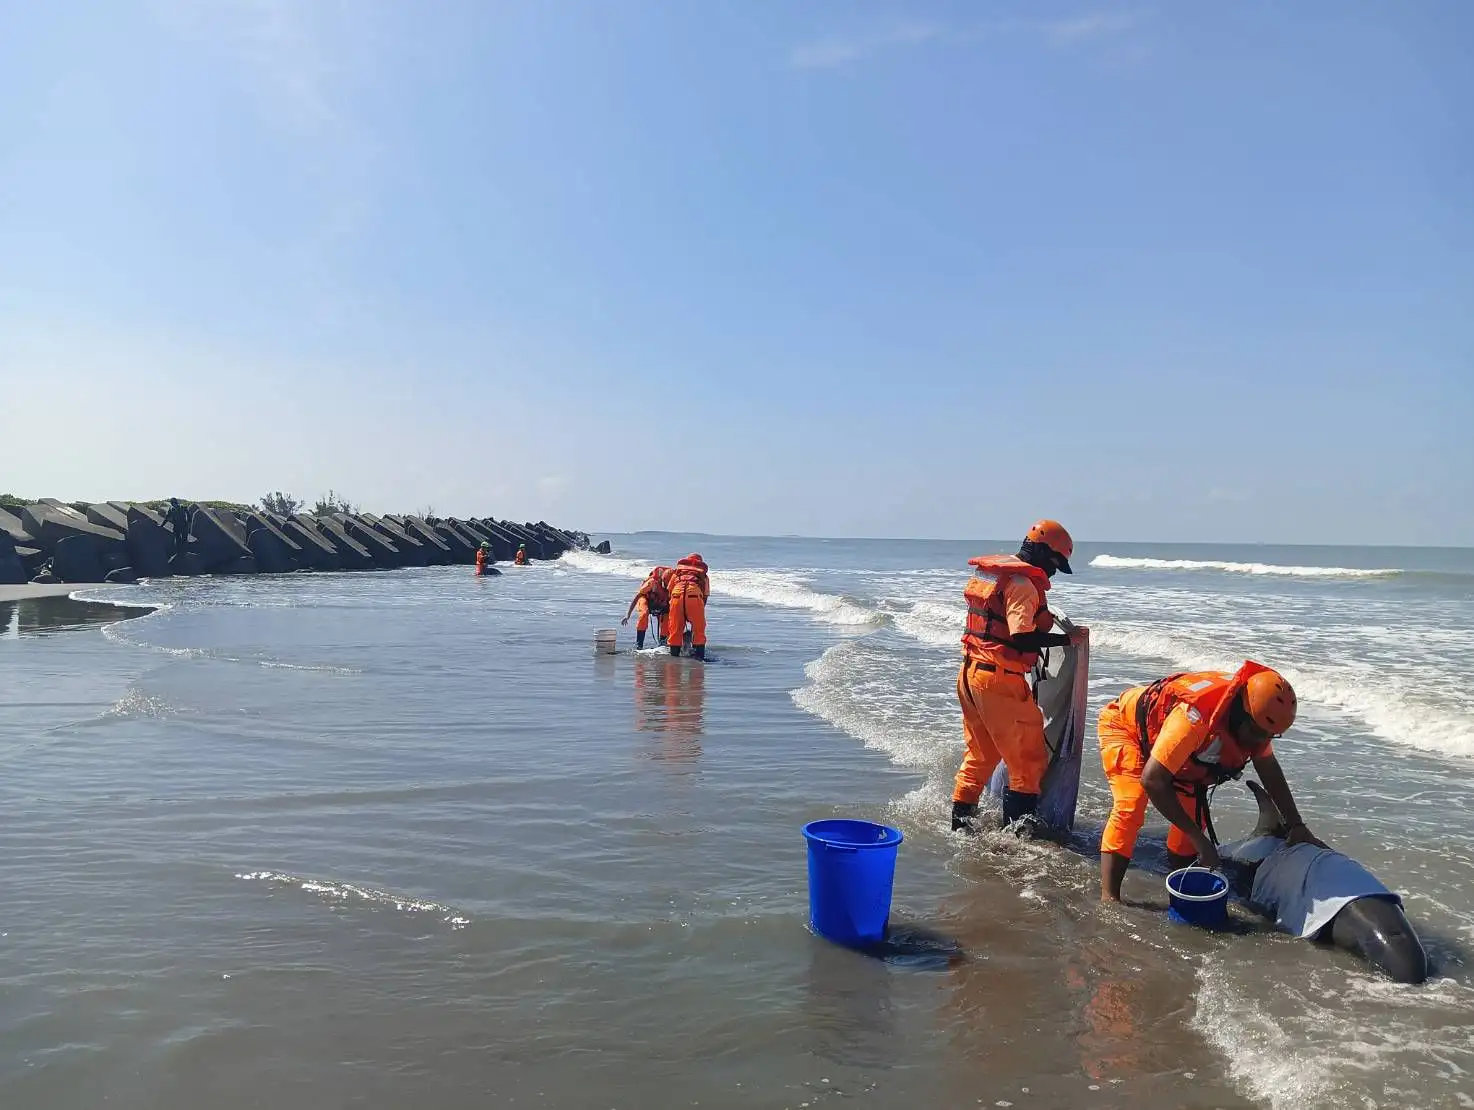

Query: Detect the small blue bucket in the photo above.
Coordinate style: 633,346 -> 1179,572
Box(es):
1166,866 -> 1229,928
802,819 -> 903,947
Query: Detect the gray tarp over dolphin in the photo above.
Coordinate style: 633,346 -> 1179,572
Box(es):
987,611 -> 1089,835
1219,780 -> 1429,984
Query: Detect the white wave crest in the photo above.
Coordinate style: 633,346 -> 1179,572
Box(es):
66,589 -> 163,609
893,599 -> 965,648
790,641 -> 951,768
237,870 -> 469,927
560,550 -> 882,627
1090,555 -> 1401,579
1089,625 -> 1474,760
559,550 -> 653,581
714,570 -> 881,626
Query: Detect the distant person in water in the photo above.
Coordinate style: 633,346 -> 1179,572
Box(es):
475,542 -> 493,575
952,519 -> 1084,836
622,565 -> 672,649
514,544 -> 529,566
1096,662 -> 1323,902
665,554 -> 710,660
165,497 -> 192,557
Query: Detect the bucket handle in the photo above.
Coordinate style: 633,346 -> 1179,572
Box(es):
819,842 -> 860,854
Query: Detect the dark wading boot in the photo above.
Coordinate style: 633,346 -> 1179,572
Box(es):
1001,790 -> 1043,838
692,644 -> 706,661
636,629 -> 646,649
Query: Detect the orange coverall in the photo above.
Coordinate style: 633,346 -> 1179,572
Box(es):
953,568 -> 1052,804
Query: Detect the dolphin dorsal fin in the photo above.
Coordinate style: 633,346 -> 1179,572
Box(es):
1246,780 -> 1287,838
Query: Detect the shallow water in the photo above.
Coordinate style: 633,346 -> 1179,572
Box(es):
2,536 -> 1471,1109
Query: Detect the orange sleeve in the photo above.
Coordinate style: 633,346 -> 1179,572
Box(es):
1002,576 -> 1043,637
1149,704 -> 1213,775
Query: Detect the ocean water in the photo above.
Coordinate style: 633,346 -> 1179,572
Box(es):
2,536 -> 1472,1110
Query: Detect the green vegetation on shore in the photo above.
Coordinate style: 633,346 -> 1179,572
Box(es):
2,491 -> 442,525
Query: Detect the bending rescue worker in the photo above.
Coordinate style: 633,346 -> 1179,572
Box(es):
666,554 -> 710,661
1096,661 -> 1325,901
622,565 -> 672,650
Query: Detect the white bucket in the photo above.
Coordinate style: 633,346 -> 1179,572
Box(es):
594,628 -> 618,655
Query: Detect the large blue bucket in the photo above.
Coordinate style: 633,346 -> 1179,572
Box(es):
1166,867 -> 1229,929
802,819 -> 903,946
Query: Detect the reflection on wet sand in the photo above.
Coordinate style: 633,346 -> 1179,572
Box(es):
633,655 -> 705,766
0,596 -> 153,639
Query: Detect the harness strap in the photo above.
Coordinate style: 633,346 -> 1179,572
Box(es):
1134,673 -> 1187,757
1203,783 -> 1221,846
965,598 -> 1045,658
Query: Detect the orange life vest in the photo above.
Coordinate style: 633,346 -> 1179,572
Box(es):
1129,661 -> 1272,786
670,558 -> 709,599
514,550 -> 528,565
643,567 -> 672,611
475,549 -> 488,570
961,555 -> 1052,672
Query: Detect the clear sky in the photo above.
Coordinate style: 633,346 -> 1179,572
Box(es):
2,1 -> 1470,544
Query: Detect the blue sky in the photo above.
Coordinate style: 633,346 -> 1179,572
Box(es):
1,1 -> 1470,544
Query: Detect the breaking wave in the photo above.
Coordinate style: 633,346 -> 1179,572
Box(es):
561,550 -> 882,628
1087,625 -> 1474,761
1090,555 -> 1401,579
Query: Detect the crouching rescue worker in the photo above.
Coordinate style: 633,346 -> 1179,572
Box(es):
622,565 -> 672,649
952,520 -> 1084,834
514,544 -> 529,566
1098,661 -> 1324,902
666,554 -> 710,660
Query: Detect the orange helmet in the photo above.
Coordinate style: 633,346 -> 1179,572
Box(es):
1024,519 -> 1074,574
680,552 -> 707,570
1243,669 -> 1297,737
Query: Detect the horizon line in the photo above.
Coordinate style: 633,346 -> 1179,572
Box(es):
587,530 -> 1474,552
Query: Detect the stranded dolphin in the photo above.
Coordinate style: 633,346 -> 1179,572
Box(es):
1218,781 -> 1429,984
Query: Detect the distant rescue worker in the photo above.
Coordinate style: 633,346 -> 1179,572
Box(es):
666,554 -> 710,661
475,541 -> 493,575
622,565 -> 673,649
952,519 -> 1084,834
514,544 -> 529,566
1097,661 -> 1323,902
165,497 -> 192,557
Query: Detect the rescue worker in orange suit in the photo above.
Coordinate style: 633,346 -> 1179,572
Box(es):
952,520 -> 1086,834
1097,662 -> 1325,902
622,565 -> 672,650
475,541 -> 492,575
666,554 -> 710,661
514,544 -> 529,566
